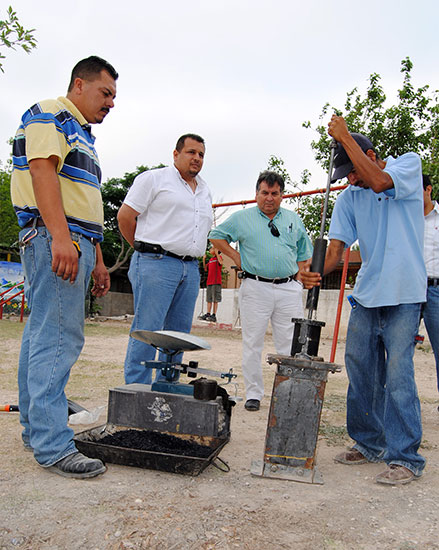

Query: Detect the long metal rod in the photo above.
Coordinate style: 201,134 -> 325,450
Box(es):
211,184 -> 347,209
319,139 -> 338,240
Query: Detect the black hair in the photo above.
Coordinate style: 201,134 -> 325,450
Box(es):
423,173 -> 432,190
256,170 -> 285,193
68,56 -> 118,91
175,134 -> 205,152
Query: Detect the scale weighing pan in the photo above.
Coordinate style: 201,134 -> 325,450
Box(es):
130,330 -> 211,353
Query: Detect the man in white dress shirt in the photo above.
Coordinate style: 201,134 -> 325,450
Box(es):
422,174 -> 439,396
117,134 -> 213,384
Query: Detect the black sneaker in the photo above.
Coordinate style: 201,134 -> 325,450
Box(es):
199,313 -> 210,321
47,452 -> 106,479
209,314 -> 217,323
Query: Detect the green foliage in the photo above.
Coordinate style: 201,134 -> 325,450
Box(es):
100,164 -> 165,271
0,6 -> 37,73
0,163 -> 20,258
296,192 -> 339,242
303,57 -> 439,196
266,155 -> 294,191
265,155 -> 337,239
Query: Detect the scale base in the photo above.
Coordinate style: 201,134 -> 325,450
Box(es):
250,459 -> 323,484
151,381 -> 194,396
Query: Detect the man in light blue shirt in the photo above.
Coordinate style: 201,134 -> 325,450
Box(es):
210,171 -> 313,411
302,115 -> 426,486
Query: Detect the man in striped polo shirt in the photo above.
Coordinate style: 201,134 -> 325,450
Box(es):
10,56 -> 118,478
209,171 -> 313,411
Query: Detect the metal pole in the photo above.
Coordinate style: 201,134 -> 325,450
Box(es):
319,139 -> 338,240
330,246 -> 350,363
306,138 -> 338,319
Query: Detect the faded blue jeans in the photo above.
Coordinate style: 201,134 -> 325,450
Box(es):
345,302 -> 425,476
422,285 -> 439,392
18,227 -> 95,466
124,251 -> 200,384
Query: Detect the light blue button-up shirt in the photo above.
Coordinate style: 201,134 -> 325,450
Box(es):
329,152 -> 426,307
209,206 -> 313,279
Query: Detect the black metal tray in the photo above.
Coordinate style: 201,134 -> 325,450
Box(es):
74,424 -> 229,476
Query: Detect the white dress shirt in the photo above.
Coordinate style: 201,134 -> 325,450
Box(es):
124,165 -> 213,257
424,201 -> 439,278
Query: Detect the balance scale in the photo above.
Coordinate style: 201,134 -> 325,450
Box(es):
74,330 -> 236,475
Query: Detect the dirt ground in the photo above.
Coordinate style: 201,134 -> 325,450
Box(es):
1,316 -> 439,550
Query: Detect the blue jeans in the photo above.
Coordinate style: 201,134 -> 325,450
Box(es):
18,227 -> 95,466
124,251 -> 200,384
345,302 -> 425,476
422,285 -> 439,392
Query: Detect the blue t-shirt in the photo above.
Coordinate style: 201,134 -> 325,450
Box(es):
329,153 -> 426,307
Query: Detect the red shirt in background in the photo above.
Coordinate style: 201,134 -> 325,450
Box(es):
206,256 -> 222,286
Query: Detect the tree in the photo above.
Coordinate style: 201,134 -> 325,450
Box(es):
271,57 -> 439,239
303,57 -> 439,195
0,6 -> 37,73
100,164 -> 165,272
0,162 -> 20,259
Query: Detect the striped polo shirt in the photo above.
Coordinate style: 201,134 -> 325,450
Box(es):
11,96 -> 104,242
209,206 -> 313,278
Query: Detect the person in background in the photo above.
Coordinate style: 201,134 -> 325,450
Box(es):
210,170 -> 312,412
200,247 -> 223,323
421,174 -> 439,401
11,56 -> 118,478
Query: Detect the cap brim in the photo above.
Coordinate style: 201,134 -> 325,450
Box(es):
331,161 -> 353,183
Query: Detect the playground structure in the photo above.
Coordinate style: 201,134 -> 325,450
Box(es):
0,280 -> 25,321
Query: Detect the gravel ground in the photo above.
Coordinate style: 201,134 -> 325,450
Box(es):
1,318 -> 438,550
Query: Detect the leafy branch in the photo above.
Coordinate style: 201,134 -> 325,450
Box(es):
0,6 -> 37,73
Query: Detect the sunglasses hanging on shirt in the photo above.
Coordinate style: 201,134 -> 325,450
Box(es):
268,220 -> 280,237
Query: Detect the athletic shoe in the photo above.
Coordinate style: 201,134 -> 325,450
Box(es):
209,314 -> 217,323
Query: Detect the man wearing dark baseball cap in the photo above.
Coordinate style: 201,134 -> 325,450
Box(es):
302,115 -> 426,486
331,133 -> 377,183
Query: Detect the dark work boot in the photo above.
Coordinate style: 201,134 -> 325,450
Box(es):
46,452 -> 106,479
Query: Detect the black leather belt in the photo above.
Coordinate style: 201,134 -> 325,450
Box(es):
428,277 -> 439,287
24,218 -> 99,246
133,241 -> 195,262
240,271 -> 297,284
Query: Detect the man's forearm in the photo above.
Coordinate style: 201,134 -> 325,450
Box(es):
29,156 -> 79,282
30,157 -> 71,239
117,204 -> 138,247
209,238 -> 241,268
340,133 -> 392,193
328,115 -> 392,193
300,239 -> 345,289
323,239 -> 345,275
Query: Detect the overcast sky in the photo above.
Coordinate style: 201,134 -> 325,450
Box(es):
2,0 -> 439,208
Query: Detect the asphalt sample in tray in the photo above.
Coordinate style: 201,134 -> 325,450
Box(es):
99,429 -> 213,458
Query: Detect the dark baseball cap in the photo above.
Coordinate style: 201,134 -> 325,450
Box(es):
331,133 -> 376,182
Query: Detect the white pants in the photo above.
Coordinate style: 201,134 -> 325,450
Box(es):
238,277 -> 305,401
